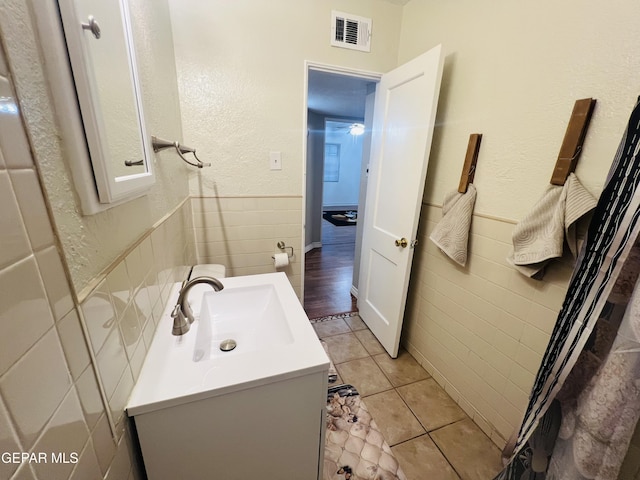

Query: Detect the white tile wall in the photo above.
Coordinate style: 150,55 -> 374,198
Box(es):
0,42 -> 194,479
0,76 -> 32,169
69,439 -> 102,480
0,256 -> 55,376
192,195 -> 303,296
0,395 -> 22,479
80,199 -> 196,439
403,204 -> 572,448
57,309 -> 91,381
31,389 -> 89,479
35,246 -> 74,322
9,169 -> 55,251
0,170 -> 32,267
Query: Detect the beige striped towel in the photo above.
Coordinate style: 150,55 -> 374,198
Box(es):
429,184 -> 477,266
509,173 -> 596,278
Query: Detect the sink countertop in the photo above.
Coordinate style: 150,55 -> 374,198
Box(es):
126,272 -> 330,417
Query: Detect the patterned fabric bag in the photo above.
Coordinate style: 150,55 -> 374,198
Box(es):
324,385 -> 407,480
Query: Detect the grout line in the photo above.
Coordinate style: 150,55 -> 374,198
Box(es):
427,419 -> 472,480
427,429 -> 465,480
321,324 -> 470,479
389,432 -> 430,448
319,314 -> 488,478
375,366 -> 465,478
396,383 -> 470,436
427,417 -> 468,435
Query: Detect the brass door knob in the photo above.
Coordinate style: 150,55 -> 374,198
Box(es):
395,237 -> 408,248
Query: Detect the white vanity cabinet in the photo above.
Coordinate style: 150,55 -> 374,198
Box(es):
131,371 -> 327,479
126,274 -> 330,479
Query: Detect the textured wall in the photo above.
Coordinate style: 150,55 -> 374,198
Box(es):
171,0 -> 403,197
397,0 -> 640,448
0,30 -> 155,479
0,0 -> 189,297
169,0 -> 404,281
399,0 -> 640,220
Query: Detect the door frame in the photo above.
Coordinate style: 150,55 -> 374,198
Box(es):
301,61 -> 382,302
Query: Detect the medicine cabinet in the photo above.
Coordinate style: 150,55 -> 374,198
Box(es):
53,0 -> 154,214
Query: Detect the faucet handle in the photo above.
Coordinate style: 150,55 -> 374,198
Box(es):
171,304 -> 190,336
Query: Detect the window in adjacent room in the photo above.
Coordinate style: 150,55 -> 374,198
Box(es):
324,143 -> 340,182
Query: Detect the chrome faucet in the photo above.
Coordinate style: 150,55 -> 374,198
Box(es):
171,276 -> 224,336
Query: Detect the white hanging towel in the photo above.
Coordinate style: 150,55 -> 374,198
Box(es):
429,184 -> 477,266
508,173 -> 597,278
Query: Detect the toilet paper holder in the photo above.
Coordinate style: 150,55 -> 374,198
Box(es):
272,241 -> 294,259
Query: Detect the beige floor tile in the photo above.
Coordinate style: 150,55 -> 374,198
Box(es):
392,435 -> 460,480
397,379 -> 466,431
354,329 -> 386,355
323,333 -> 369,364
362,390 -> 425,446
430,418 -> 502,480
313,318 -> 352,338
344,314 -> 368,331
373,349 -> 430,387
335,357 -> 392,396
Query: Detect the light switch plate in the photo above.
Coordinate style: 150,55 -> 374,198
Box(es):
269,151 -> 282,170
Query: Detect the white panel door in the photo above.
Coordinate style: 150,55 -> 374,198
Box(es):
358,45 -> 444,357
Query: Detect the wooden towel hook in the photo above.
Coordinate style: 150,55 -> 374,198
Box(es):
458,133 -> 482,193
550,98 -> 596,186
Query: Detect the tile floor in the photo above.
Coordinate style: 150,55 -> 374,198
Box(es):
313,314 -> 503,480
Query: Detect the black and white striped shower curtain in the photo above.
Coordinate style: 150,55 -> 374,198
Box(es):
497,98 -> 640,479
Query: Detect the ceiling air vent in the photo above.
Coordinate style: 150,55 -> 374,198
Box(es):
331,11 -> 372,52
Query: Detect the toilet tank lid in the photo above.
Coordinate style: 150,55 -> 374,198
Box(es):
190,264 -> 226,279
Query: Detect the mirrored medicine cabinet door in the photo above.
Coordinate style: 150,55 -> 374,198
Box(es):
57,0 -> 154,210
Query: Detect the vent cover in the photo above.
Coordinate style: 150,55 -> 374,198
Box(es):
331,11 -> 372,52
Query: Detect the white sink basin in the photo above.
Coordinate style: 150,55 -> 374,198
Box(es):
193,284 -> 294,362
127,272 -> 329,416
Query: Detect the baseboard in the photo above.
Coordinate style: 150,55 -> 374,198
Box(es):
350,285 -> 358,298
305,242 -> 322,253
322,205 -> 358,212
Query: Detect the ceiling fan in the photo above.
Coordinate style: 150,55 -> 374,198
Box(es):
329,122 -> 366,136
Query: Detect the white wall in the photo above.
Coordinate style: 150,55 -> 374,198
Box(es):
0,25 -> 188,479
0,3 -> 199,478
4,0 -> 636,468
353,90 -> 376,291
0,0 -> 189,296
171,0 -> 402,198
170,0 -> 404,280
399,0 -> 640,219
306,111 -> 326,248
322,121 -> 363,209
398,0 -> 640,448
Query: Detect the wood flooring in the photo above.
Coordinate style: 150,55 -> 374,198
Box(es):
303,220 -> 358,319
